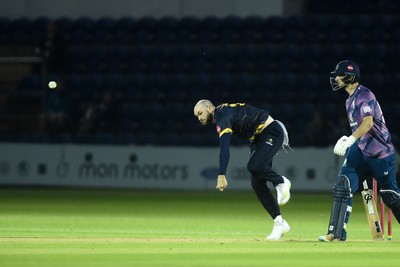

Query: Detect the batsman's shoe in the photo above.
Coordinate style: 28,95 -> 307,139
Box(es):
266,219 -> 290,241
276,176 -> 291,206
318,233 -> 334,242
339,229 -> 347,241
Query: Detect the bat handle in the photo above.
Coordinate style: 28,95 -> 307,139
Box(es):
362,180 -> 368,190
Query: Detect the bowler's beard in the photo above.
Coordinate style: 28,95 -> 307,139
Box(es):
205,112 -> 213,125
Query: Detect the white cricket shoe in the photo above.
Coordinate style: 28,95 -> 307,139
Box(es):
276,176 -> 291,206
318,233 -> 334,242
266,217 -> 290,241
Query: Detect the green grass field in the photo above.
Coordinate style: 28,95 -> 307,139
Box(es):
0,187 -> 398,267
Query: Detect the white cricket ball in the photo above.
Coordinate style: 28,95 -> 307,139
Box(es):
48,81 -> 57,89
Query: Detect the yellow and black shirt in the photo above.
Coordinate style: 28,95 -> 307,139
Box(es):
214,103 -> 269,175
215,103 -> 269,140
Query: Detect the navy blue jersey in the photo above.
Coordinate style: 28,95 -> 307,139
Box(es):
215,103 -> 269,140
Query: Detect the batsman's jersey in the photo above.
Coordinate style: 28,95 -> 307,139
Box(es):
345,85 -> 394,159
214,103 -> 269,140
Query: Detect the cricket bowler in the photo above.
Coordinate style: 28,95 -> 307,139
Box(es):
194,99 -> 292,241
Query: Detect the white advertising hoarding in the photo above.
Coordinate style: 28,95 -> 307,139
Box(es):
0,143 -> 342,191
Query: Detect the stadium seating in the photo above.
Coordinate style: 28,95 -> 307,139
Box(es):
2,2 -> 400,147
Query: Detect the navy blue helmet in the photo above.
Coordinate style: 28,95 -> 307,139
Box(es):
330,60 -> 360,91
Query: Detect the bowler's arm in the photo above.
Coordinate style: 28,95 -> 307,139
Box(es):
217,133 -> 231,191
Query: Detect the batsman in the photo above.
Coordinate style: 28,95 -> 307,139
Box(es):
319,60 -> 400,242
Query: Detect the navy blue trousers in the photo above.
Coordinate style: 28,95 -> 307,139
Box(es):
247,121 -> 285,219
340,143 -> 400,228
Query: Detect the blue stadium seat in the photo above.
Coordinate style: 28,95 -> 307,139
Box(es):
234,44 -> 257,71
234,73 -> 255,92
79,73 -> 103,101
66,74 -> 82,91
282,16 -> 305,42
0,18 -> 10,43
320,103 -> 338,120
198,16 -> 221,43
86,46 -> 108,72
157,132 -> 180,146
242,16 -> 264,42
302,15 -> 328,43
300,103 -> 315,120
94,132 -> 115,144
18,74 -> 41,91
115,133 -> 136,144
176,17 -> 200,43
107,45 -> 131,71
31,133 -> 50,143
156,17 -> 178,43
135,17 -> 157,44
274,74 -> 294,101
10,17 -> 31,43
55,17 -> 73,36
136,132 -> 158,145
263,16 -> 285,43
50,133 -> 71,143
30,17 -> 50,44
66,46 -> 87,71
254,44 -> 279,70
73,132 -> 95,144
219,16 -> 242,42
127,73 -> 147,87
94,17 -> 115,30
103,73 -> 125,91
69,17 -> 94,44
113,17 -> 136,44
277,103 -> 294,122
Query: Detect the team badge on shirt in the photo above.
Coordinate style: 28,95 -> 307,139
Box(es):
363,106 -> 372,113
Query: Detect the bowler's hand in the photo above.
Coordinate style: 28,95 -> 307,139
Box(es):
216,175 -> 228,192
334,135 -> 356,156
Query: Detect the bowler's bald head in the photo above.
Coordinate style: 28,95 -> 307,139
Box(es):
194,99 -> 215,125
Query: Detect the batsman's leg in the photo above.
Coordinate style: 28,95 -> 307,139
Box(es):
340,197 -> 353,241
319,175 -> 351,241
380,190 -> 400,223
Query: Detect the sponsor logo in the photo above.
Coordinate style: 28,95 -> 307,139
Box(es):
38,163 -> 47,175
384,171 -> 389,175
347,65 -> 353,71
265,138 -> 273,145
17,161 -> 29,176
363,106 -> 372,113
123,163 -> 188,180
78,153 -> 188,181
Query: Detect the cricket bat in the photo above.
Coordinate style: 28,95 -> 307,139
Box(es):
361,180 -> 384,240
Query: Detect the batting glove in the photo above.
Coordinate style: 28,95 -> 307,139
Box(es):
333,135 -> 356,156
216,175 -> 228,191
